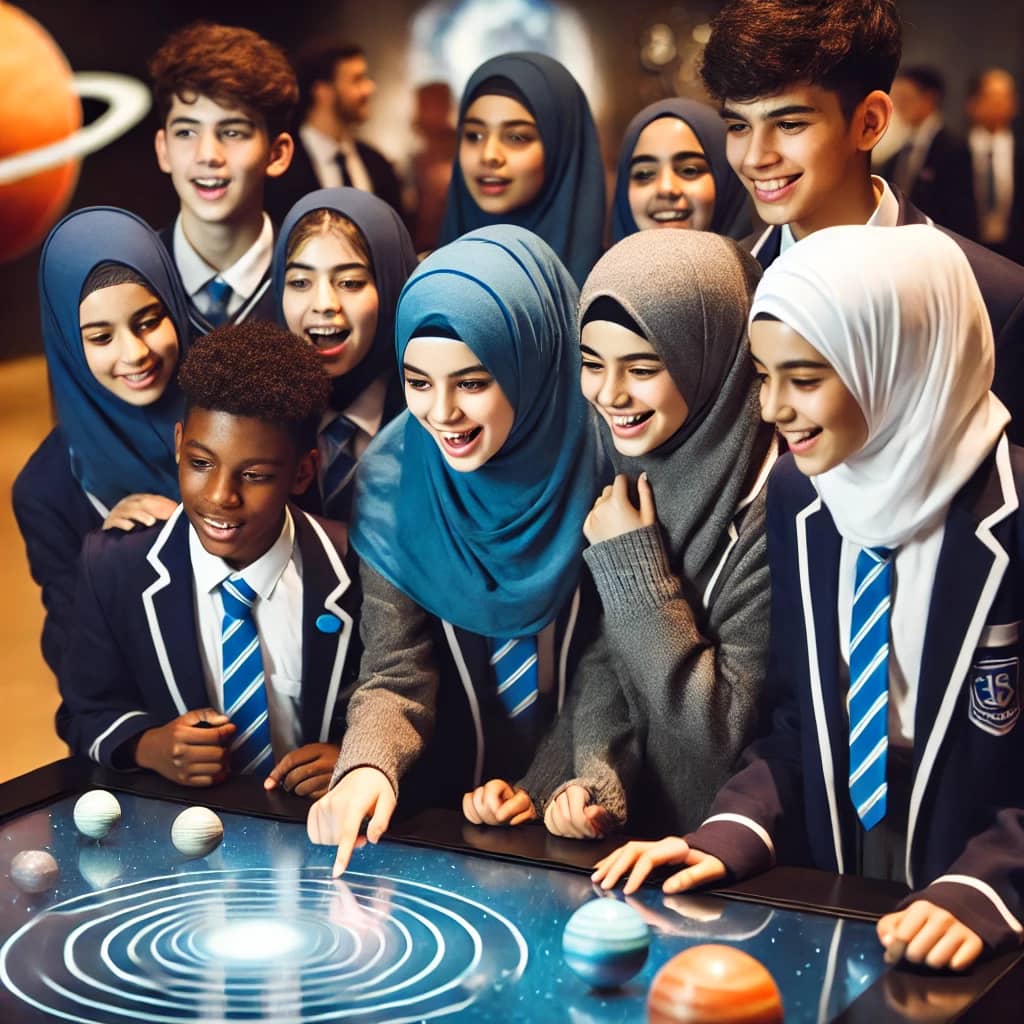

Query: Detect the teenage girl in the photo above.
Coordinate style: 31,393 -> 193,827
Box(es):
273,187 -> 418,521
594,224 -> 1023,973
14,207 -> 190,687
439,52 -> 605,286
307,225 -> 600,874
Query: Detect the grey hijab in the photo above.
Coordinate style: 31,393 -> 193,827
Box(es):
579,230 -> 769,592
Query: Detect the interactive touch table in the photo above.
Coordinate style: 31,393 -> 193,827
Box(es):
0,759 -> 1019,1022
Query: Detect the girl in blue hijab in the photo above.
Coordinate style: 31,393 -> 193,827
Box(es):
610,98 -> 752,243
272,187 -> 418,520
306,226 -> 601,875
13,206 -> 190,684
439,53 -> 606,287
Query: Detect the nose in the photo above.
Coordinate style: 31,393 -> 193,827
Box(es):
429,382 -> 460,425
481,132 -> 504,167
196,127 -> 225,166
656,162 -> 681,196
596,368 -> 629,410
312,275 -> 342,316
206,466 -> 241,509
741,126 -> 777,171
758,377 -> 790,425
117,328 -> 151,367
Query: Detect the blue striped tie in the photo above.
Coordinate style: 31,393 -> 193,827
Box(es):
848,547 -> 894,830
488,637 -> 539,719
199,278 -> 233,327
220,576 -> 273,774
321,415 -> 358,515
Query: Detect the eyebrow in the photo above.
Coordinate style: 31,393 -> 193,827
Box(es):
630,151 -> 707,167
402,361 -> 490,378
580,343 -> 661,363
169,116 -> 256,129
183,439 -> 286,466
751,354 -> 831,370
285,261 -> 367,273
80,302 -> 163,331
720,103 -> 818,122
462,117 -> 537,129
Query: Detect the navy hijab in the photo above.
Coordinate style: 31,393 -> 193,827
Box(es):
439,53 -> 606,287
272,187 -> 418,414
39,207 -> 190,510
351,225 -> 598,637
610,98 -> 751,243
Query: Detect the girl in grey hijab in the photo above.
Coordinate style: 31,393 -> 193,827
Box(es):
463,230 -> 776,838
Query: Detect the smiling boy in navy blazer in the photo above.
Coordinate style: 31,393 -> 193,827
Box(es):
60,322 -> 361,798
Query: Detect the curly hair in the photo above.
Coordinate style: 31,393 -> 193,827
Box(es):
178,321 -> 330,451
149,22 -> 298,137
700,0 -> 902,118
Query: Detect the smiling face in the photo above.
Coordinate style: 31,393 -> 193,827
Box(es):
628,117 -> 717,232
155,93 -> 292,233
580,320 -> 689,455
175,408 -> 315,569
79,283 -> 180,406
750,317 -> 867,475
402,337 -> 515,472
459,94 -> 546,215
282,229 -> 379,379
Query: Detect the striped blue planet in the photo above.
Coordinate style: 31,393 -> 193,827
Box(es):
562,897 -> 651,989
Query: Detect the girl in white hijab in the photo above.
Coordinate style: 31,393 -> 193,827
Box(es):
592,224 -> 1023,975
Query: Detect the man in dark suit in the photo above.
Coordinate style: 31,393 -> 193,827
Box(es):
883,66 -> 977,240
266,42 -> 406,225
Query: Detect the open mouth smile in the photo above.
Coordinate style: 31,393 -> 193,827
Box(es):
608,410 -> 654,437
192,177 -> 231,200
751,174 -> 801,202
305,325 -> 351,357
440,426 -> 483,455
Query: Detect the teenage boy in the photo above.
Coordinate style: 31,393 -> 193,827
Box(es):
59,323 -> 361,799
699,0 -> 1024,439
149,23 -> 297,335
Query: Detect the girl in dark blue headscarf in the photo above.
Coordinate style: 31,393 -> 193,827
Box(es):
610,98 -> 752,243
307,226 -> 601,869
13,206 -> 190,681
272,187 -> 418,520
439,53 -> 606,286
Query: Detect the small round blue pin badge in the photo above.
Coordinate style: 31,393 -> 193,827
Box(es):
315,613 -> 342,634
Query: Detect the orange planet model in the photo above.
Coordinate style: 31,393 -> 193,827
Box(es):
648,944 -> 784,1023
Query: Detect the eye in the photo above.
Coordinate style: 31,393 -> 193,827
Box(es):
629,366 -> 660,379
504,131 -> 538,146
777,120 -> 807,132
462,129 -> 484,144
629,168 -> 656,184
676,161 -> 710,180
338,278 -> 368,292
580,358 -> 604,373
404,376 -> 430,391
242,470 -> 273,482
172,127 -> 196,139
724,122 -> 749,136
136,311 -> 167,333
188,457 -> 212,471
457,378 -> 490,392
82,331 -> 112,346
791,377 -> 822,389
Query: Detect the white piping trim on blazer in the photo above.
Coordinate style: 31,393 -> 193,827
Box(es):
905,435 -> 1018,887
796,496 -> 846,873
702,812 -> 776,859
299,511 -> 355,743
929,873 -> 1024,935
557,588 -> 581,714
89,710 -> 148,763
749,225 -> 775,260
142,505 -> 189,716
442,621 -> 486,788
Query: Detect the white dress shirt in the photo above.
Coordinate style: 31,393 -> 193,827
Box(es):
299,123 -> 374,194
780,176 -> 901,255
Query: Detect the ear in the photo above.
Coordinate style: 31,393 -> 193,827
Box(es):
855,89 -> 893,154
265,132 -> 295,179
155,129 -> 171,174
290,447 -> 318,495
174,421 -> 183,464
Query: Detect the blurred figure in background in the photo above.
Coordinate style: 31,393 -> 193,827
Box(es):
407,83 -> 458,253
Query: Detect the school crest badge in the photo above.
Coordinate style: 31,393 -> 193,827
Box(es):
969,656 -> 1020,736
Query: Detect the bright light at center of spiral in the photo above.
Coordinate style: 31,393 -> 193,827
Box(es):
200,919 -> 306,963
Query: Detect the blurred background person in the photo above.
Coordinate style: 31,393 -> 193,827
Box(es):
406,82 -> 458,252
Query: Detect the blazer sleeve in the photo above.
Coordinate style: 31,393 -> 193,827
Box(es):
59,532 -> 160,767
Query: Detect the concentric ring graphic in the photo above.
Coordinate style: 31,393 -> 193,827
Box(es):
0,867 -> 528,1022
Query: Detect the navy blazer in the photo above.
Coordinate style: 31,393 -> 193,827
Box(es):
60,504 -> 361,769
12,427 -> 103,682
690,443 -> 1024,953
748,186 -> 1024,444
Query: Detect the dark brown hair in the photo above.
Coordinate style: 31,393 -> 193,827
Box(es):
295,42 -> 365,119
285,209 -> 373,270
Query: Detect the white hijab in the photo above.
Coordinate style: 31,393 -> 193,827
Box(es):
750,224 -> 1009,549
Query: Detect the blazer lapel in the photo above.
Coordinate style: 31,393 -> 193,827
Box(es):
753,225 -> 782,269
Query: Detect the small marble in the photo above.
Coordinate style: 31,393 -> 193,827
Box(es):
171,806 -> 224,858
562,897 -> 650,989
10,849 -> 59,894
73,790 -> 122,840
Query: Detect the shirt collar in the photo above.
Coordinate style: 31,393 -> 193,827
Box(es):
780,175 -> 897,252
300,123 -> 354,161
189,505 -> 295,601
172,213 -> 274,298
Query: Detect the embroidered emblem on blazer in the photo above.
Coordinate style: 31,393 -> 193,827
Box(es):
970,655 -> 1021,736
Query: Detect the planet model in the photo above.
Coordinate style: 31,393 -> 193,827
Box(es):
647,944 -> 784,1024
171,807 -> 224,858
562,897 -> 651,989
10,849 -> 60,894
73,789 -> 122,840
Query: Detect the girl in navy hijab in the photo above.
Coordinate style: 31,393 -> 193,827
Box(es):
273,187 -> 418,520
439,52 -> 606,286
610,98 -> 752,243
13,206 -> 190,683
307,226 -> 600,875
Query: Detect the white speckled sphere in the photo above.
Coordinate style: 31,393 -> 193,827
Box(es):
171,807 -> 224,858
73,789 -> 122,840
10,849 -> 59,893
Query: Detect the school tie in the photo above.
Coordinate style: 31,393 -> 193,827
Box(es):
334,151 -> 354,188
488,637 -> 539,719
220,576 -> 274,774
198,277 -> 234,328
848,546 -> 894,830
321,415 -> 358,515
985,146 -> 998,213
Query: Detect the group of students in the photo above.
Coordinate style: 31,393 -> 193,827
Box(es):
12,0 -> 1024,977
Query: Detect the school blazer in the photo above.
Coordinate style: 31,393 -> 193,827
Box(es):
688,442 -> 1024,953
748,186 -> 1024,444
60,504 -> 361,769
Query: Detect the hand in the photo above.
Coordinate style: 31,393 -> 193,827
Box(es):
462,779 -> 536,827
877,900 -> 984,971
583,473 -> 656,545
306,766 -> 396,878
133,708 -> 235,786
543,784 -> 615,840
591,837 -> 727,895
264,743 -> 340,799
103,493 -> 178,531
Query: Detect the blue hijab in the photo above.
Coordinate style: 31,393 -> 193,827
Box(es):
352,225 -> 598,637
39,207 -> 190,509
272,187 -> 418,412
439,52 -> 606,287
610,98 -> 752,243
